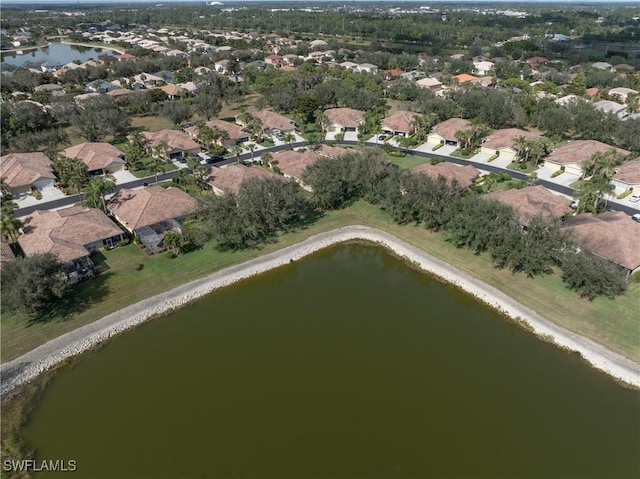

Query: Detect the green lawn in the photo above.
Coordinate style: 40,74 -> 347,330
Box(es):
129,158 -> 178,179
2,201 -> 638,364
450,149 -> 475,159
385,154 -> 430,170
506,162 -> 536,174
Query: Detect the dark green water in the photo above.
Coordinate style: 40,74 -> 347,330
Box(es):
23,244 -> 640,479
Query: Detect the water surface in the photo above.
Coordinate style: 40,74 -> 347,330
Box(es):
2,42 -> 116,67
23,244 -> 640,478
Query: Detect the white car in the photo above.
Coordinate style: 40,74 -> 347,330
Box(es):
632,214 -> 640,223
629,194 -> 640,203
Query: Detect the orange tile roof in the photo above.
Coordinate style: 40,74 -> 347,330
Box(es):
382,110 -> 420,134
206,164 -> 284,195
431,118 -> 471,141
324,108 -> 366,128
270,150 -> 319,180
485,185 -> 572,226
411,162 -> 480,189
18,207 -> 123,263
61,142 -> 125,172
108,186 -> 198,231
562,211 -> 640,271
0,152 -> 55,188
453,73 -> 479,83
613,159 -> 640,186
482,128 -> 541,150
546,140 -> 629,166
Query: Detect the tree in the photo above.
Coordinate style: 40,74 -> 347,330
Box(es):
231,144 -> 243,164
575,149 -> 624,212
283,132 -> 295,149
162,230 -> 184,256
561,251 -> 628,300
86,176 -> 115,212
161,101 -> 192,126
1,253 -> 70,316
148,156 -> 166,185
53,157 -> 89,205
71,96 -> 131,142
260,151 -> 272,167
125,131 -> 146,166
246,143 -> 257,162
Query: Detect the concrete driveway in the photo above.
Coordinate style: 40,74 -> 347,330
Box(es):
14,185 -> 66,209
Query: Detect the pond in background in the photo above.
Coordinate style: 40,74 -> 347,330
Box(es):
22,244 -> 640,478
1,42 -> 117,68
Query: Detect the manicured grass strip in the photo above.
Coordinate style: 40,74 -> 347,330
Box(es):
2,201 -> 638,364
385,154 -> 430,170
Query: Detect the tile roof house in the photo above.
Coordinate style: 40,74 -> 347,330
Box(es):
185,119 -> 250,146
18,207 -> 125,282
381,111 -> 420,137
613,159 -> 640,194
0,152 -> 56,197
608,87 -> 638,103
427,118 -> 471,147
473,61 -> 494,76
562,211 -> 640,275
206,164 -> 284,196
415,77 -> 443,93
480,128 -> 541,162
60,142 -> 125,175
593,100 -> 628,119
269,150 -> 319,191
485,185 -> 572,227
160,83 -> 186,99
452,73 -> 480,85
544,140 -> 629,177
411,162 -> 480,188
108,186 -> 198,252
0,240 -> 15,266
313,145 -> 354,159
246,110 -> 296,134
323,108 -> 366,133
142,130 -> 201,160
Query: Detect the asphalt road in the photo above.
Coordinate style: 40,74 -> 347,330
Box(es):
15,140 -> 640,218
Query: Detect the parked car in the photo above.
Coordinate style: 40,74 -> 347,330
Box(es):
632,213 -> 640,222
275,133 -> 285,141
628,194 -> 640,203
378,134 -> 386,141
570,200 -> 579,209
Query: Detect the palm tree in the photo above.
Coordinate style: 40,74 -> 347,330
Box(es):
260,151 -> 272,167
148,156 -> 166,185
231,144 -> 243,164
125,132 -> 145,167
163,230 -> 184,256
152,139 -> 171,162
87,176 -> 115,212
238,109 -> 253,128
186,155 -> 207,189
283,132 -> 294,149
315,111 -> 330,136
246,143 -> 257,162
0,213 -> 22,243
514,136 -> 532,163
197,123 -> 214,151
455,129 -> 474,152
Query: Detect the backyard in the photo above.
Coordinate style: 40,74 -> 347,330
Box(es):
2,201 -> 638,365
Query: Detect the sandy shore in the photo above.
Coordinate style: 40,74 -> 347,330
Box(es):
1,225 -> 639,395
59,40 -> 126,55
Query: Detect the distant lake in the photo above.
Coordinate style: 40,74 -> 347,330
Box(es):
23,244 -> 640,478
1,42 -> 117,68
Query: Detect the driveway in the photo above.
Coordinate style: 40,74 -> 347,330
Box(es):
14,185 -> 66,209
536,166 -> 580,187
111,169 -> 138,184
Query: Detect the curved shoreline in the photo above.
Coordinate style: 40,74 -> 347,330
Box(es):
59,40 -> 126,55
1,225 -> 639,395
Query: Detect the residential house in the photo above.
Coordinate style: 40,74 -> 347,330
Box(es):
613,159 -> 640,195
269,150 -> 319,191
555,94 -> 579,106
525,56 -> 549,68
356,63 -> 378,74
248,110 -> 296,134
544,140 -> 629,177
0,152 -> 56,197
1,241 -> 16,265
415,77 -> 443,94
381,111 -> 420,137
339,61 -> 358,71
108,186 -> 197,252
594,100 -> 628,119
591,62 -> 613,70
313,145 -> 354,159
480,128 -> 541,162
86,79 -> 117,93
160,83 -> 186,99
74,92 -> 101,104
117,52 -> 136,61
264,54 -> 283,67
426,118 -> 471,148
485,185 -> 572,227
411,162 -> 480,189
194,66 -> 212,75
611,64 -> 635,73
452,73 -> 481,85
18,207 -> 125,282
206,164 -> 284,196
60,142 -> 126,176
608,87 -> 638,103
384,69 -> 405,80
133,72 -> 165,88
324,108 -> 366,133
185,119 -> 249,146
473,61 -> 494,76
106,88 -> 136,99
142,130 -> 201,160
562,211 -> 640,275
33,83 -> 65,97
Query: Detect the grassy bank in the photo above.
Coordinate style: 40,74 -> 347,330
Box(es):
2,201 -> 638,364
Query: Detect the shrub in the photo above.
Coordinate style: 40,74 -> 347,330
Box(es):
551,166 -> 565,178
487,152 -> 500,162
432,141 -> 444,151
617,188 -> 633,199
561,251 -> 628,300
164,251 -> 176,259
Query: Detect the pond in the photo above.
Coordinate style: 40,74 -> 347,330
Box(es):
22,244 -> 640,478
1,42 -> 118,68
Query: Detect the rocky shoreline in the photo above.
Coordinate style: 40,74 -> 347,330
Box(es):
1,225 -> 639,395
